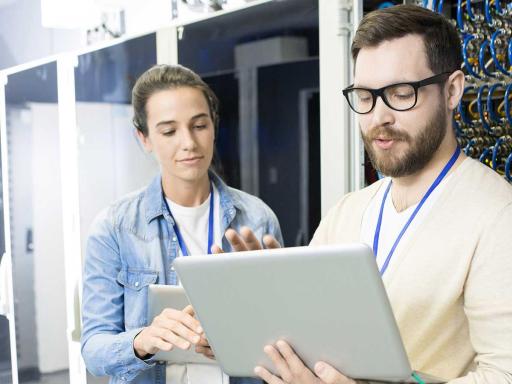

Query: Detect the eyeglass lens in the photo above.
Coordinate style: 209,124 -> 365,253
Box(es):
348,83 -> 417,113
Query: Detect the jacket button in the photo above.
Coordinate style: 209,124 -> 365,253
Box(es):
134,282 -> 140,287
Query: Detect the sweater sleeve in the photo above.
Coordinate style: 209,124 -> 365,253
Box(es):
447,203 -> 512,384
309,193 -> 353,246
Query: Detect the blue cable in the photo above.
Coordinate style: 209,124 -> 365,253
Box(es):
453,117 -> 464,137
505,84 -> 512,125
508,39 -> 512,73
464,138 -> 476,155
479,39 -> 496,78
437,0 -> 443,13
463,35 -> 482,79
377,2 -> 395,9
487,83 -> 503,122
458,86 -> 475,125
492,137 -> 504,170
480,147 -> 492,163
485,0 -> 493,25
490,30 -> 511,76
495,0 -> 505,15
505,152 -> 512,181
457,0 -> 465,31
466,0 -> 476,20
477,84 -> 491,133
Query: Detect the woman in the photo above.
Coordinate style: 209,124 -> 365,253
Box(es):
81,64 -> 283,384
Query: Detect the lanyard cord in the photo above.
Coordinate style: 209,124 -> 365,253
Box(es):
163,181 -> 214,256
373,147 -> 461,275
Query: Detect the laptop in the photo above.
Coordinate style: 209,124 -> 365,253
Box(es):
173,243 -> 444,383
147,284 -> 214,364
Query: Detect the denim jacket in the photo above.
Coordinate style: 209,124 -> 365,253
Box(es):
81,172 -> 283,384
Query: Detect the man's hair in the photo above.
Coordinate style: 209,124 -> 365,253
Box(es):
352,5 -> 462,74
132,64 -> 219,136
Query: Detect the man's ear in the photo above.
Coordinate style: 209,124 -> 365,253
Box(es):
446,70 -> 465,111
136,129 -> 152,153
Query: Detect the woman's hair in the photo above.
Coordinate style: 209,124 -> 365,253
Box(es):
132,64 -> 219,136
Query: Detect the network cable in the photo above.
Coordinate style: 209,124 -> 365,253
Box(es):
487,82 -> 504,123
480,146 -> 492,165
457,0 -> 465,30
479,39 -> 496,78
477,84 -> 492,133
505,152 -> 512,181
490,29 -> 511,76
505,83 -> 512,125
467,0 -> 476,21
437,0 -> 444,13
463,35 -> 482,78
485,0 -> 493,25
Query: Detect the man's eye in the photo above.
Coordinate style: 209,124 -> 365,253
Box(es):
194,125 -> 207,130
355,92 -> 372,102
163,130 -> 175,136
394,93 -> 414,100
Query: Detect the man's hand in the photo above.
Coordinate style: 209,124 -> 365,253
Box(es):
211,226 -> 282,253
134,305 -> 203,358
254,340 -> 356,384
194,332 -> 215,360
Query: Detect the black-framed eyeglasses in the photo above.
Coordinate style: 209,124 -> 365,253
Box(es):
342,72 -> 452,114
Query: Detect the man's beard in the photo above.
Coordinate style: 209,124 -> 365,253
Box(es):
361,104 -> 447,178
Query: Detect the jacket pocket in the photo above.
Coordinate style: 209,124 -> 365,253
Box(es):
116,269 -> 158,328
116,269 -> 158,290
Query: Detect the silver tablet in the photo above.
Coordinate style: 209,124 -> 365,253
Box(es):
173,243 -> 443,383
147,284 -> 213,364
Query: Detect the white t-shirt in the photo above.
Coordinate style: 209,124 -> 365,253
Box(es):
360,175 -> 452,272
165,184 -> 229,384
167,184 -> 222,260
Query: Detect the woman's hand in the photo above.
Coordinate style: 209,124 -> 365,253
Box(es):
211,226 -> 281,254
134,305 -> 203,358
254,340 -> 356,384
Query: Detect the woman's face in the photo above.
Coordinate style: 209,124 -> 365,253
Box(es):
138,86 -> 215,185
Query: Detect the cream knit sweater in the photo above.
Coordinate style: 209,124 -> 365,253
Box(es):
311,158 -> 512,383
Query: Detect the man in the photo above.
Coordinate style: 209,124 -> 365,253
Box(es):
214,5 -> 512,384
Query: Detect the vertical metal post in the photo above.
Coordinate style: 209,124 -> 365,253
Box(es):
319,0 -> 354,216
57,55 -> 87,384
0,73 -> 19,384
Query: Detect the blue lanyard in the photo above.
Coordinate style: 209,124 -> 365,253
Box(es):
373,147 -> 461,275
163,181 -> 214,256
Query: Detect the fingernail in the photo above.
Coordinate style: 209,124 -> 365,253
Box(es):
193,335 -> 200,343
183,342 -> 190,349
254,367 -> 262,375
315,362 -> 325,375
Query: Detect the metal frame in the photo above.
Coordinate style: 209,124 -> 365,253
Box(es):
56,54 -> 88,384
299,87 -> 320,244
0,72 -> 19,384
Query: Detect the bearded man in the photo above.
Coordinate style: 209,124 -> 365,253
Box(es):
220,5 -> 512,384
